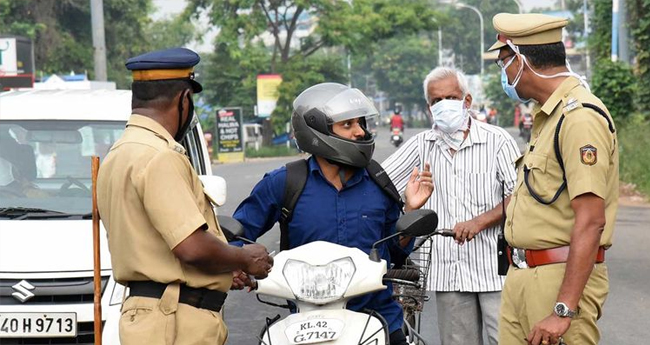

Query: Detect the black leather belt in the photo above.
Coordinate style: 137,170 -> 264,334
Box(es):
129,281 -> 227,312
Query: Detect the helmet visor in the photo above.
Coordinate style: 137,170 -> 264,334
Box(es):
322,88 -> 379,124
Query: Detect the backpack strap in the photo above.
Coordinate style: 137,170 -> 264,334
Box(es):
366,159 -> 405,213
524,103 -> 614,205
279,159 -> 309,251
279,158 -> 404,251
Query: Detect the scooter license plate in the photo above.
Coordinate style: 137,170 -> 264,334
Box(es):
285,318 -> 344,344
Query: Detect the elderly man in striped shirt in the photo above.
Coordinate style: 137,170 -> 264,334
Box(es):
382,66 -> 520,345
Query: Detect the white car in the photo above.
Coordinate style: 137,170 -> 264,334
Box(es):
0,89 -> 223,344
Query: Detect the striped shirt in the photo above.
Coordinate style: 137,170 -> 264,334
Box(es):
382,119 -> 520,292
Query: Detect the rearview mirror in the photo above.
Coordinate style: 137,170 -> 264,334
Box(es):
369,209 -> 439,262
395,209 -> 438,237
217,215 -> 245,241
27,130 -> 82,144
216,215 -> 255,244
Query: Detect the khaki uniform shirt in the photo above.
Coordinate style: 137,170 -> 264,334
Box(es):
505,77 -> 619,250
97,115 -> 232,292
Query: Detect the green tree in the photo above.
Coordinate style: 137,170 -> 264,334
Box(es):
591,59 -> 637,121
0,0 -> 196,88
627,0 -> 650,116
484,64 -> 516,126
358,33 -> 440,114
186,0 -> 441,137
589,0 -> 611,61
199,42 -> 271,123
272,52 -> 348,133
440,0 -> 523,76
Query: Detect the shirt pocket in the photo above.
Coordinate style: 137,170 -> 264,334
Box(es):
465,172 -> 495,214
522,153 -> 553,200
359,208 -> 386,242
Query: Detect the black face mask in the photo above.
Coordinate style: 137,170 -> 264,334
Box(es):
175,90 -> 194,142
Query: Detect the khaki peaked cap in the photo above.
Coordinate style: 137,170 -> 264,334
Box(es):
488,13 -> 568,51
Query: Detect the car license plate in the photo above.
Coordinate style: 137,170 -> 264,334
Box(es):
285,318 -> 344,344
0,313 -> 76,338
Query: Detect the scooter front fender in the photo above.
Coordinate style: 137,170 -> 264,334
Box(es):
259,309 -> 388,345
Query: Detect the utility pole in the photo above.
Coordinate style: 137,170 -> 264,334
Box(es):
611,0 -> 619,62
583,0 -> 591,78
618,0 -> 629,63
453,2 -> 484,80
90,0 -> 107,81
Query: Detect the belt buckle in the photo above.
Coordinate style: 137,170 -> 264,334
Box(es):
512,248 -> 529,269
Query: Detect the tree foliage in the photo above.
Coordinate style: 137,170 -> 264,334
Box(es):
354,33 -> 440,114
484,64 -> 516,126
186,0 -> 440,135
441,0 -> 522,75
589,0 -> 611,61
0,0 -> 197,88
591,59 -> 637,121
626,0 -> 650,116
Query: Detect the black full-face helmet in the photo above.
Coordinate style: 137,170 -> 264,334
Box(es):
292,82 -> 377,168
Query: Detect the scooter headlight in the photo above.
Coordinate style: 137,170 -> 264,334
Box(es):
283,257 -> 356,304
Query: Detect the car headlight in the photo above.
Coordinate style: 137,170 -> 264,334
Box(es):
109,282 -> 129,306
283,257 -> 356,304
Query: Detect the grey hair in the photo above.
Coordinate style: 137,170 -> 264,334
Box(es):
422,67 -> 470,105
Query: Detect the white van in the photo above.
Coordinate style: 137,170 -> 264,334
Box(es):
0,89 -> 222,344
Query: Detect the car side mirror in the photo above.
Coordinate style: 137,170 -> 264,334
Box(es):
198,175 -> 227,206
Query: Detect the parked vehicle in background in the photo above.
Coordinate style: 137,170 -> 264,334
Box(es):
243,123 -> 263,150
0,89 -> 220,344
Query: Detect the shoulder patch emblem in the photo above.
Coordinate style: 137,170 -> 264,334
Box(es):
580,145 -> 597,165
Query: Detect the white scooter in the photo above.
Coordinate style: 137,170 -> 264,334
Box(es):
219,209 -> 439,345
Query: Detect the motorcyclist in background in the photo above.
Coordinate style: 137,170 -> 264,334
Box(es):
390,107 -> 405,133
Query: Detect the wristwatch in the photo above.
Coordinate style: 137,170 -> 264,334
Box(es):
554,302 -> 577,318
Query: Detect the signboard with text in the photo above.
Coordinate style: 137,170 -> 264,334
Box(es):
216,107 -> 243,155
256,74 -> 282,118
0,36 -> 35,90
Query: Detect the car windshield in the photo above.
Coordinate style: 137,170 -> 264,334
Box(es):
0,120 -> 125,215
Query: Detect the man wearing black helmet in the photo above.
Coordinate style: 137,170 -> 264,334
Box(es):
233,82 -> 434,344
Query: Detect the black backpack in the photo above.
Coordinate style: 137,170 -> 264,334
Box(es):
279,159 -> 404,251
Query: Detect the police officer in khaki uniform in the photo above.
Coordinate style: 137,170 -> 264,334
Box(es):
97,48 -> 273,345
488,14 -> 619,345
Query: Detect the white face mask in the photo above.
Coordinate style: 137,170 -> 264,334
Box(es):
0,158 -> 15,187
429,99 -> 468,134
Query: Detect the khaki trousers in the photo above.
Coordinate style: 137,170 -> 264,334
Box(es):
499,263 -> 609,345
119,283 -> 228,345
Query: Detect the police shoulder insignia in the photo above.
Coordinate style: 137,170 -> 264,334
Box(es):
172,144 -> 185,154
580,145 -> 597,165
563,98 -> 580,113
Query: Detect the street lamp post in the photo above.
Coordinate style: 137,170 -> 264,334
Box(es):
453,2 -> 484,80
512,0 -> 523,13
430,17 -> 443,66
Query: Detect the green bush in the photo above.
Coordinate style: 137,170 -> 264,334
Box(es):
591,59 -> 637,121
245,145 -> 300,158
618,115 -> 650,196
